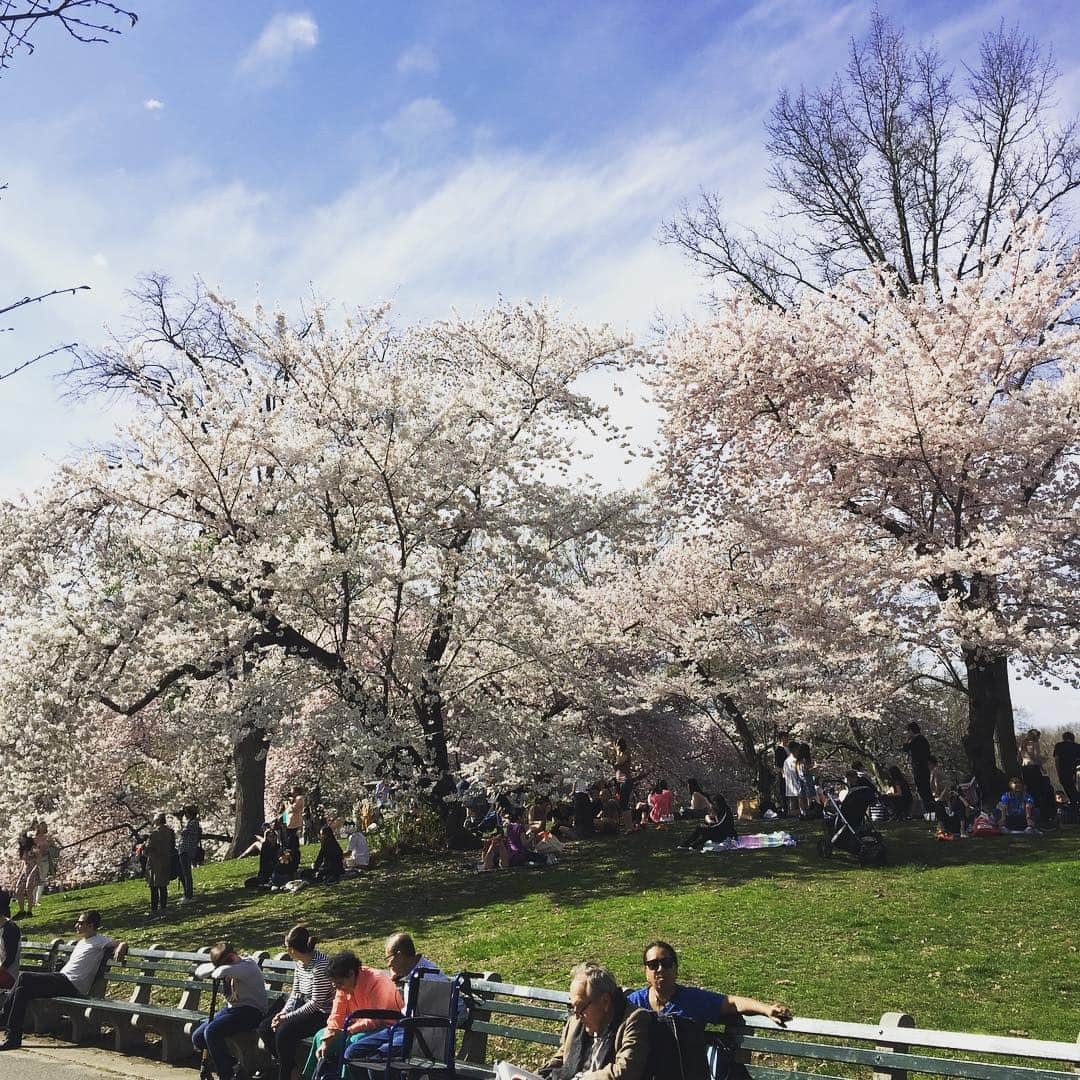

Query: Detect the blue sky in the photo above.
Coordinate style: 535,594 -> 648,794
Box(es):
1,0 -> 1077,726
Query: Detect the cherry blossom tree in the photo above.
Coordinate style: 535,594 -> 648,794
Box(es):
570,526 -> 938,802
655,219 -> 1080,799
0,284 -> 638,853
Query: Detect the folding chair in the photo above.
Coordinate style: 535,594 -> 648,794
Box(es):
341,970 -> 463,1079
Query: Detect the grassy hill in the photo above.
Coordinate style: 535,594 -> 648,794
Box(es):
21,819 -> 1080,1043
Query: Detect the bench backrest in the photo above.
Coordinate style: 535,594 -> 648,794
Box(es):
460,978 -> 1080,1079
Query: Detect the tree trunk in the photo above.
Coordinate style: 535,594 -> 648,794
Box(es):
961,646 -> 1011,803
228,723 -> 270,857
722,695 -> 773,805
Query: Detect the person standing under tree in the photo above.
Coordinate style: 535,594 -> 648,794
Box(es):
177,806 -> 202,905
143,813 -> 176,919
903,722 -> 934,819
1053,732 -> 1079,816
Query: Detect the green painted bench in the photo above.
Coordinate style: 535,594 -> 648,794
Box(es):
456,978 -> 1080,1080
25,942 -> 211,1061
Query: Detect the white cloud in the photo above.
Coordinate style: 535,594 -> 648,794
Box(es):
382,97 -> 456,146
238,13 -> 318,80
143,98 -> 164,111
396,43 -> 438,76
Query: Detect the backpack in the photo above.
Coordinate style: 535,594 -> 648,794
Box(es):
647,1015 -> 708,1080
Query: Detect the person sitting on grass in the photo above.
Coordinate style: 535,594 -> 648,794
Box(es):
344,822 -> 370,874
678,778 -> 714,820
304,949 -> 401,1080
647,779 -> 675,825
192,940 -> 267,1080
593,783 -> 623,836
628,940 -> 792,1026
270,848 -> 299,891
883,766 -> 913,819
505,810 -> 547,867
241,821 -> 283,889
258,924 -> 334,1080
0,910 -> 127,1052
680,792 -> 737,850
996,777 -> 1039,833
310,826 -> 345,884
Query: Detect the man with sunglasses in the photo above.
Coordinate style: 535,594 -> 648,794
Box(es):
0,909 -> 127,1051
628,941 -> 791,1026
497,961 -> 651,1080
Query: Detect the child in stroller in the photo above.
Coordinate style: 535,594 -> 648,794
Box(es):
817,774 -> 888,867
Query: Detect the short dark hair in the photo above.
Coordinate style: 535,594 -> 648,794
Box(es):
1063,732 -> 1075,741
907,722 -> 921,734
642,940 -> 678,965
81,910 -> 102,930
285,925 -> 318,952
327,950 -> 361,980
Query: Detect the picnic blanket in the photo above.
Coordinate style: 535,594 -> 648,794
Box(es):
701,831 -> 796,852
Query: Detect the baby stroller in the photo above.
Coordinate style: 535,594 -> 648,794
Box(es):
817,786 -> 887,867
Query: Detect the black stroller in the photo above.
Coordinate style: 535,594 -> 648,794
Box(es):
817,786 -> 887,867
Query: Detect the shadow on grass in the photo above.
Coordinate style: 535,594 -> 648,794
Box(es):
33,819 -> 1079,958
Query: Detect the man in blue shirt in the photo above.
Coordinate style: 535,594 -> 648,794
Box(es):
626,941 -> 792,1025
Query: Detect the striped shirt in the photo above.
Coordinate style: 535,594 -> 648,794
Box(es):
283,949 -> 334,1020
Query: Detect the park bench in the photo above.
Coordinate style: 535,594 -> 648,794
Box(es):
455,977 -> 1080,1080
23,941 -> 211,1061
18,937 -> 63,972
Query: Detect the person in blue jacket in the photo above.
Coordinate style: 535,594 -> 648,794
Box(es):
626,941 -> 792,1025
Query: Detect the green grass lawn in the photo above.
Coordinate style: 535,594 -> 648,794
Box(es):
24,819 -> 1080,1044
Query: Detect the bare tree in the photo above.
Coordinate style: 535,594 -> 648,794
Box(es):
1,0 -> 136,73
664,14 -> 1080,308
1,2 -> 138,380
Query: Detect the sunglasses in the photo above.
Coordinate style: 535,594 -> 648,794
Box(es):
644,956 -> 675,971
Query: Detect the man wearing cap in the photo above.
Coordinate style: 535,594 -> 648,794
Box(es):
0,909 -> 127,1051
0,890 -> 21,990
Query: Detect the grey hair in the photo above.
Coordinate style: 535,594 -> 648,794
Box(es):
570,962 -> 619,1000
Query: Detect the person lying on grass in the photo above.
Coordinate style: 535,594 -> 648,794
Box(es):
627,940 -> 792,1026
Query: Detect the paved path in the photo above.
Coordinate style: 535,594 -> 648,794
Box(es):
0,1036 -> 196,1079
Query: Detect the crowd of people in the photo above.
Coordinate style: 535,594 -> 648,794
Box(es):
0,900 -> 796,1080
775,724 -> 1080,840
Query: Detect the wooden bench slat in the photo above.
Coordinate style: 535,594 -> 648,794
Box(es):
734,1017 -> 1080,1064
480,1000 -> 567,1022
740,1035 -> 1077,1080
472,980 -> 570,1004
468,1020 -> 561,1046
